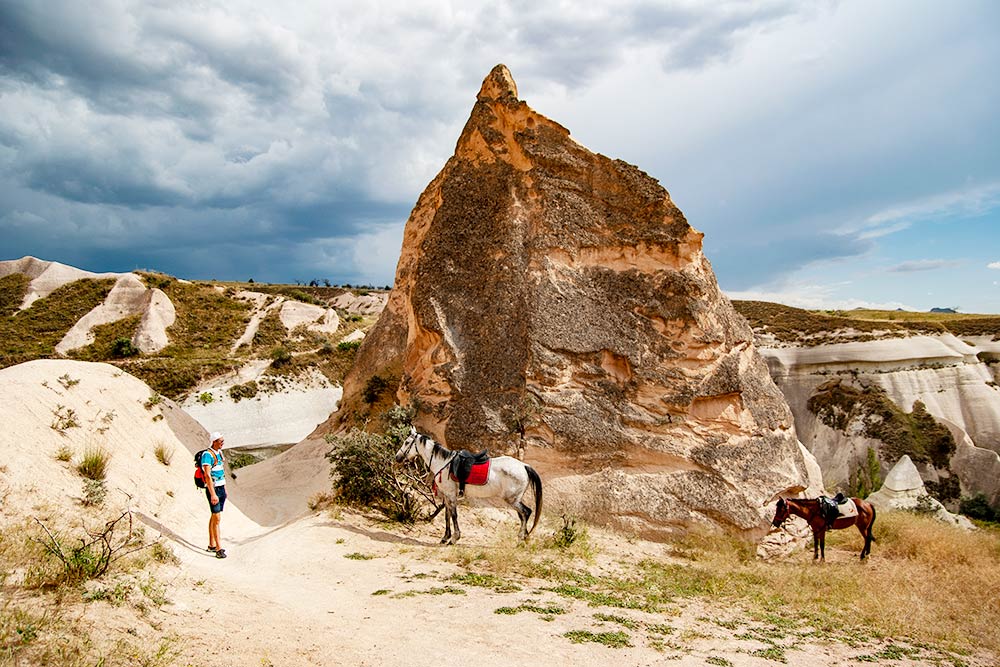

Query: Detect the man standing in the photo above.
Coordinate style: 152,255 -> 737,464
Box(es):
202,432 -> 228,558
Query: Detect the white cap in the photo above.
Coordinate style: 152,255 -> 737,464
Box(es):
210,431 -> 224,443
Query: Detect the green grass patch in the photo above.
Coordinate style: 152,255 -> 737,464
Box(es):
343,552 -> 376,560
563,630 -> 632,648
76,447 -> 111,480
252,310 -> 288,349
0,278 -> 116,368
593,612 -> 640,629
494,603 -> 566,616
0,272 -> 30,317
66,314 -> 142,361
449,572 -> 522,593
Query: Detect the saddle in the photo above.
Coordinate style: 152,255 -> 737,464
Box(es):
821,494 -> 857,525
449,449 -> 490,497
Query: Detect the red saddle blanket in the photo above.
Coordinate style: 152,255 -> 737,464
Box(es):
449,460 -> 491,486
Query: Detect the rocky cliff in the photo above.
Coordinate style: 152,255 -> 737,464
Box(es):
737,301 -> 1000,509
333,65 -> 815,536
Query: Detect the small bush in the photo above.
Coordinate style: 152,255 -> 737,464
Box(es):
144,392 -> 163,409
50,405 -> 79,431
959,493 -> 997,522
77,447 -> 111,480
81,479 -> 107,507
197,391 -> 215,405
227,452 -> 259,470
33,511 -> 151,583
229,381 -> 259,402
325,426 -> 427,523
111,337 -> 139,358
270,346 -> 292,368
552,514 -> 583,549
54,445 -> 73,462
337,340 -> 362,352
362,375 -> 389,404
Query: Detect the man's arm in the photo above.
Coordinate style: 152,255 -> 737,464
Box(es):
202,460 -> 217,501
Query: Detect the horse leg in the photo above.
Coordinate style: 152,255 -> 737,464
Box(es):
812,530 -> 820,560
820,529 -> 826,561
510,499 -> 531,542
441,497 -> 453,545
858,514 -> 874,560
449,503 -> 461,545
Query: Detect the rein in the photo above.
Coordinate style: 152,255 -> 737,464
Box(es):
411,435 -> 456,494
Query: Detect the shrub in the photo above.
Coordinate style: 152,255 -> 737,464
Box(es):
362,375 -> 389,404
32,510 -> 151,583
229,381 -> 259,402
325,425 -> 427,523
54,445 -> 73,462
77,447 -> 111,480
50,405 -> 79,431
227,452 -> 259,470
111,337 -> 139,358
81,479 -> 107,507
959,493 -> 997,522
337,340 -> 362,352
197,391 -> 214,405
270,346 -> 292,368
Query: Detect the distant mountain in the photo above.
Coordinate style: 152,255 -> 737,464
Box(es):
930,307 -> 958,313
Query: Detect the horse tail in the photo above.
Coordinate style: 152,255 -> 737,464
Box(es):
868,504 -> 877,542
525,465 -> 543,537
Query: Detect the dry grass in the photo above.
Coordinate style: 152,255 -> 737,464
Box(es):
733,300 -> 999,345
0,514 -> 176,667
434,512 -> 1000,656
76,446 -> 111,480
153,442 -> 173,466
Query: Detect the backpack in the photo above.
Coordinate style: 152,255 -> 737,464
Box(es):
194,449 -> 217,488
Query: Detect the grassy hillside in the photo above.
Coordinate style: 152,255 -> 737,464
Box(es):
733,300 -> 999,344
0,270 -> 383,399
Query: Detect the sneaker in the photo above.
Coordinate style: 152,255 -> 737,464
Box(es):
215,548 -> 227,559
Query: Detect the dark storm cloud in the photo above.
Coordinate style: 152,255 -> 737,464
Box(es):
1,0 -> 994,301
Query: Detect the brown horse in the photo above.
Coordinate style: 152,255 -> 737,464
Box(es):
771,497 -> 877,560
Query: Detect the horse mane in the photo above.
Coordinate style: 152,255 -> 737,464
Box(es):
431,441 -> 452,459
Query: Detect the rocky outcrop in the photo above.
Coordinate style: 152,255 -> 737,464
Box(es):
330,291 -> 387,315
758,333 -> 1000,508
331,65 -> 814,536
0,257 -> 177,355
867,455 -> 973,528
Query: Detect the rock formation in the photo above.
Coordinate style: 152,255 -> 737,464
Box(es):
757,332 -> 1000,509
332,65 -> 814,536
867,455 -> 973,528
0,256 -> 176,354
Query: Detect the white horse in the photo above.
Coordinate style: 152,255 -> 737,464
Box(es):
394,427 -> 542,544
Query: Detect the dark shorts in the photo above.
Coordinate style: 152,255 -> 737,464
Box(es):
206,484 -> 227,513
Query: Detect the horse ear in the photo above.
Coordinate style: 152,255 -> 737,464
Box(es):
777,498 -> 785,507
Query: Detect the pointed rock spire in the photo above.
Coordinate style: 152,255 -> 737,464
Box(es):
330,66 -> 811,536
477,63 -> 518,102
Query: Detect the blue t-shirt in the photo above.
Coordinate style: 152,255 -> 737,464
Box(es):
200,449 -> 225,486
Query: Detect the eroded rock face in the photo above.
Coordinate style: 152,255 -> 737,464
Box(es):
333,65 -> 812,534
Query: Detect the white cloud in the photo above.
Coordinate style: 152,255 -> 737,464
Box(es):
988,262 -> 1000,270
725,284 -> 915,312
888,259 -> 962,273
844,182 -> 1000,240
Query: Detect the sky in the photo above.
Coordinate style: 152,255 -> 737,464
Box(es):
1,0 -> 998,313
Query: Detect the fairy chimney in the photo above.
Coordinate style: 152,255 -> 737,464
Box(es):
329,64 -> 812,536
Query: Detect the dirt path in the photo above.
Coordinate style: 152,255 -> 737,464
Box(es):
133,509 -> 989,667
